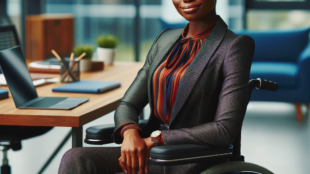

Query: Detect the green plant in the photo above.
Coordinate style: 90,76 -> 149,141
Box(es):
73,45 -> 94,59
96,35 -> 117,48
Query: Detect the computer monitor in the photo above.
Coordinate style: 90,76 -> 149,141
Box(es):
0,46 -> 38,106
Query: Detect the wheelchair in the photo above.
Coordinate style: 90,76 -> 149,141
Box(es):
84,78 -> 278,174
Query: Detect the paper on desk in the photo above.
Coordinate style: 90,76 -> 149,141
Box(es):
29,61 -> 60,69
0,74 -> 6,85
0,74 -> 58,86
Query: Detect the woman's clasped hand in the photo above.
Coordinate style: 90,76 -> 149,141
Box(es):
118,129 -> 155,174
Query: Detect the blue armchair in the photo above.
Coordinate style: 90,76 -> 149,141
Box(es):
234,28 -> 310,121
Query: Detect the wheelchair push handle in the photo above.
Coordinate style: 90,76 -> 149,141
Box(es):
256,78 -> 278,92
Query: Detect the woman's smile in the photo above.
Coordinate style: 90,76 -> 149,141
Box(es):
181,3 -> 201,14
173,0 -> 216,22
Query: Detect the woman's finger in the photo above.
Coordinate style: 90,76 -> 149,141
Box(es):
121,152 -> 128,173
131,151 -> 138,174
144,150 -> 149,174
126,153 -> 132,174
138,148 -> 145,174
118,157 -> 126,172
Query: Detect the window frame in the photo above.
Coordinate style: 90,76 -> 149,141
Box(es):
0,0 -> 7,16
246,0 -> 310,10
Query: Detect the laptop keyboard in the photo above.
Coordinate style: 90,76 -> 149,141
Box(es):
26,97 -> 67,107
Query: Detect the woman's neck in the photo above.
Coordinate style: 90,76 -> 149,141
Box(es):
185,11 -> 217,38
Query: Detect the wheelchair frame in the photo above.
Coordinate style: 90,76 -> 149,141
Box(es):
84,78 -> 277,174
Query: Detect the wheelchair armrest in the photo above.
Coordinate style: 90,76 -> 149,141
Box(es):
149,144 -> 233,166
84,119 -> 148,145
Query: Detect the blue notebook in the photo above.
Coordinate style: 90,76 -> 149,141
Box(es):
52,80 -> 121,94
0,89 -> 9,100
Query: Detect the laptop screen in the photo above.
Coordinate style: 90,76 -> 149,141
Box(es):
0,46 -> 38,107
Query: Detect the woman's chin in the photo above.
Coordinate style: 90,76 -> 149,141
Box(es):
182,15 -> 201,22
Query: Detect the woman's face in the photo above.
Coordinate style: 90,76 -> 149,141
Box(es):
172,0 -> 216,21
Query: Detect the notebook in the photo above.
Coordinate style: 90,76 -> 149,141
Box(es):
52,80 -> 121,94
0,89 -> 8,100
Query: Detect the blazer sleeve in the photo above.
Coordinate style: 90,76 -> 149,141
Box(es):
112,29 -> 169,144
161,35 -> 255,147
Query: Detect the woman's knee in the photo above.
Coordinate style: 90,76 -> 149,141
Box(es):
59,148 -> 94,174
59,147 -> 122,174
61,148 -> 84,164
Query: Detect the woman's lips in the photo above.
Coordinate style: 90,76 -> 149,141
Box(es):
181,4 -> 201,14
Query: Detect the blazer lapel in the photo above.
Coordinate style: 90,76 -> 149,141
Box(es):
169,16 -> 228,126
147,28 -> 183,113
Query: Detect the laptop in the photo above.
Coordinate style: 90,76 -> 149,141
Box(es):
0,46 -> 89,109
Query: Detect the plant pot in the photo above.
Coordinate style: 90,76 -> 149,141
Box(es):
80,59 -> 92,72
97,47 -> 115,65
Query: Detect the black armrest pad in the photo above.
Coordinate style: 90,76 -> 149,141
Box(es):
85,119 -> 148,140
150,144 -> 233,160
86,123 -> 115,140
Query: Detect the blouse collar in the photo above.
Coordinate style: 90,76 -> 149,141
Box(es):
181,21 -> 216,41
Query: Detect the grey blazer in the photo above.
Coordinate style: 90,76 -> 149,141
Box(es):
112,15 -> 255,148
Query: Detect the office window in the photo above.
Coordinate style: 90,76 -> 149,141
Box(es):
247,10 -> 310,30
228,0 -> 244,30
246,0 -> 310,9
246,0 -> 310,29
6,0 -> 21,39
256,0 -> 305,1
45,0 -> 245,62
46,0 -> 137,62
139,0 -> 161,62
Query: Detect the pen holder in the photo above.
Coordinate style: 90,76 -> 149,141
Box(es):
60,60 -> 80,83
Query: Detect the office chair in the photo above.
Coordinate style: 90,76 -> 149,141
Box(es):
84,78 -> 278,174
0,24 -> 54,174
0,25 -> 20,51
0,24 -> 21,74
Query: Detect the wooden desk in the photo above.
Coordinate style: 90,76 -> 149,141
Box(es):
0,61 -> 143,147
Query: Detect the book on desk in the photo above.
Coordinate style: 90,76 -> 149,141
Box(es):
52,80 -> 121,94
0,89 -> 8,100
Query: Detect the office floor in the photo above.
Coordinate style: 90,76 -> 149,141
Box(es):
3,102 -> 310,174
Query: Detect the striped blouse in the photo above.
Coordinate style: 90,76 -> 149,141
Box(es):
118,23 -> 216,144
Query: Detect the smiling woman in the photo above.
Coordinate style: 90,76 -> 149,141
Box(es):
58,0 -> 256,173
172,0 -> 217,37
173,0 -> 216,19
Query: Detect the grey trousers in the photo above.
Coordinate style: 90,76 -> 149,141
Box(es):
58,147 -> 227,174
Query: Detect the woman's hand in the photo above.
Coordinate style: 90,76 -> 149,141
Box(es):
118,129 -> 154,174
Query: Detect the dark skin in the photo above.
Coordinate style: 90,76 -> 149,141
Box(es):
173,0 -> 217,38
118,1 -> 217,174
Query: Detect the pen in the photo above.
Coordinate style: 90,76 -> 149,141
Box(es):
51,50 -> 77,81
70,52 -> 74,61
61,52 -> 86,81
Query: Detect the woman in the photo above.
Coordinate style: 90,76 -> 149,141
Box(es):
58,0 -> 255,173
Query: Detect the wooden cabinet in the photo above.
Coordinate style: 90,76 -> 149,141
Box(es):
26,15 -> 74,61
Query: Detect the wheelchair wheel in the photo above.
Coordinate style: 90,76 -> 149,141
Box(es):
200,161 -> 273,174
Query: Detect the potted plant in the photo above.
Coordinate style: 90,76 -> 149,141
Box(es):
74,45 -> 94,72
96,35 -> 117,65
